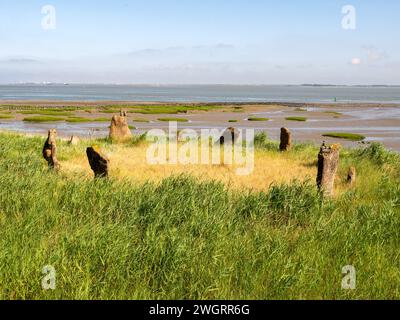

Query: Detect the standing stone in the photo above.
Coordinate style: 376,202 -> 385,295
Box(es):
219,127 -> 238,145
86,146 -> 110,178
316,143 -> 340,196
109,112 -> 132,142
68,135 -> 80,145
347,167 -> 356,186
42,129 -> 60,170
279,127 -> 292,151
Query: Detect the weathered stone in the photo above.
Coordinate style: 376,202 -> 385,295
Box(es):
42,129 -> 60,170
86,146 -> 110,178
279,127 -> 292,151
109,114 -> 132,142
347,166 -> 356,185
316,142 -> 340,196
219,127 -> 238,145
68,135 -> 80,145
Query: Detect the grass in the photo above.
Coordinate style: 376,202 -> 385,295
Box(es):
247,117 -> 270,122
0,132 -> 399,299
286,117 -> 307,122
0,115 -> 13,119
228,120 -> 238,123
1,104 -> 224,116
22,116 -> 111,123
60,137 -> 317,191
65,117 -> 92,123
132,118 -> 150,123
158,117 -> 189,122
322,132 -> 366,141
92,118 -> 110,122
23,116 -> 65,122
66,117 -> 110,123
2,106 -> 82,112
100,105 -> 222,115
20,110 -> 74,116
324,111 -> 343,116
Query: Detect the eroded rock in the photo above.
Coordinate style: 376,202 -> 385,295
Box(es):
109,112 -> 132,142
219,127 -> 238,145
86,146 -> 110,178
316,142 -> 340,196
42,129 -> 61,170
279,127 -> 292,151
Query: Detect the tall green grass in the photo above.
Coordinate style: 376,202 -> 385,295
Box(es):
0,133 -> 399,300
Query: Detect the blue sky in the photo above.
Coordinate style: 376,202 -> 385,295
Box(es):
0,0 -> 399,84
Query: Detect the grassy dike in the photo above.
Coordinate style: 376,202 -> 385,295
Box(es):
0,132 -> 399,299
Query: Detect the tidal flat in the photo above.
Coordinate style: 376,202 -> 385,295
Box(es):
1,101 -> 399,151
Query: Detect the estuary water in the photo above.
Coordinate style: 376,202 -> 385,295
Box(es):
1,84 -> 400,103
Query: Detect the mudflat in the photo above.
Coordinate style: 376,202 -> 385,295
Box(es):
1,100 -> 399,151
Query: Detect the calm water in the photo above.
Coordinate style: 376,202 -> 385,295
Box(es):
1,84 -> 400,103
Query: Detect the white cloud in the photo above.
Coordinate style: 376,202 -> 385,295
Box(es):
362,46 -> 387,63
351,58 -> 361,65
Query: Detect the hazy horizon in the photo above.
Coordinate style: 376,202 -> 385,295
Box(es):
2,83 -> 400,87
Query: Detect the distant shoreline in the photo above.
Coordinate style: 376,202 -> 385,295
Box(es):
1,100 -> 400,108
1,83 -> 400,87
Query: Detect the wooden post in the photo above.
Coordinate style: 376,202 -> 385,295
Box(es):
279,127 -> 292,151
219,127 -> 237,145
42,129 -> 61,170
86,146 -> 110,178
316,143 -> 340,196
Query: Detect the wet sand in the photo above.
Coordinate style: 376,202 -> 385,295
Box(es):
1,101 -> 399,151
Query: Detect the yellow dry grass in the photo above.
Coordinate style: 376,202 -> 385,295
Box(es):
61,142 -> 317,191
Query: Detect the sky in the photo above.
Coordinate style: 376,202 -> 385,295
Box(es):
0,0 -> 399,84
